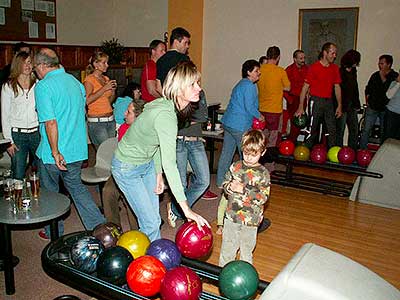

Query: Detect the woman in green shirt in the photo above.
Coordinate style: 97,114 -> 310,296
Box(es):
111,62 -> 209,241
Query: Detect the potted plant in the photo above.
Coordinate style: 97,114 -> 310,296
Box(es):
100,38 -> 125,65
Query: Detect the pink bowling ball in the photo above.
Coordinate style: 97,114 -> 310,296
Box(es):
338,146 -> 356,165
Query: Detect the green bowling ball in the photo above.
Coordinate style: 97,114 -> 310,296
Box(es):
219,260 -> 259,300
293,113 -> 308,129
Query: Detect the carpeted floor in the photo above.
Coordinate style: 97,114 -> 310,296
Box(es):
0,179 -> 220,300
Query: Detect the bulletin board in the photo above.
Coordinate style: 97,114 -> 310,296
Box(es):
0,0 -> 57,42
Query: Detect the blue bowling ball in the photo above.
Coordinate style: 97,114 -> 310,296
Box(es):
71,236 -> 104,274
146,238 -> 181,270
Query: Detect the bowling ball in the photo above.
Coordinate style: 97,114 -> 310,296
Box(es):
293,113 -> 308,129
160,266 -> 202,300
117,230 -> 150,259
279,140 -> 295,156
126,255 -> 166,297
96,246 -> 133,286
146,238 -> 181,270
310,145 -> 327,164
252,117 -> 266,130
219,260 -> 259,300
71,236 -> 104,274
357,149 -> 373,167
338,146 -> 356,165
175,222 -> 213,259
293,144 -> 310,161
92,222 -> 122,249
327,146 -> 341,163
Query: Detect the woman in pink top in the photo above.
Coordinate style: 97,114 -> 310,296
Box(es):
84,51 -> 117,148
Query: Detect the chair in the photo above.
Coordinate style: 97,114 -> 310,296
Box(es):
81,137 -> 118,210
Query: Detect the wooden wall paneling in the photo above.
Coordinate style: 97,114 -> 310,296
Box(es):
57,45 -> 79,68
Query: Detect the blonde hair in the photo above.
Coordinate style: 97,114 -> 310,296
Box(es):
9,52 -> 36,97
162,61 -> 200,110
86,51 -> 109,75
241,129 -> 266,155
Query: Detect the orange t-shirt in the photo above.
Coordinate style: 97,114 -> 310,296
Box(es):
257,64 -> 290,113
84,74 -> 113,116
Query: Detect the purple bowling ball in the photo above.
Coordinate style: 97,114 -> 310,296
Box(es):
146,238 -> 181,270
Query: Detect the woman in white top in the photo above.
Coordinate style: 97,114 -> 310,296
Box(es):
1,52 -> 39,179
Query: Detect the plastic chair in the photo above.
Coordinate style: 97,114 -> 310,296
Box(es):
81,137 -> 118,210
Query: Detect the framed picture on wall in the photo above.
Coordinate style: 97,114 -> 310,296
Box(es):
299,7 -> 359,64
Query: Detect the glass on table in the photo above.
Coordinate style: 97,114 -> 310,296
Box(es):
4,178 -> 14,201
29,172 -> 40,199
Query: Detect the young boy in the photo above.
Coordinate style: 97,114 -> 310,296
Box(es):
218,129 -> 271,266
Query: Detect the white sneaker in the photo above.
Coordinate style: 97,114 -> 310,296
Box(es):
167,202 -> 177,228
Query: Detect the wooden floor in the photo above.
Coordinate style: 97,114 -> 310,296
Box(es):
204,169 -> 400,295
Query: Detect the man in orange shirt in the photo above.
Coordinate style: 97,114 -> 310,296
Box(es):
257,46 -> 290,149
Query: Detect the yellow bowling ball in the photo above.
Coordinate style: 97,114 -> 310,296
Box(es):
293,144 -> 310,161
327,146 -> 341,163
117,230 -> 150,259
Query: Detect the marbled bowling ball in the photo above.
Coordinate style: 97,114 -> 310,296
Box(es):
310,145 -> 327,164
219,260 -> 259,300
146,238 -> 181,270
279,140 -> 295,156
96,246 -> 133,286
293,144 -> 310,161
175,222 -> 213,259
126,255 -> 166,297
117,230 -> 150,259
357,149 -> 373,167
160,266 -> 202,300
338,146 -> 356,165
92,222 -> 122,248
71,236 -> 104,274
293,113 -> 308,129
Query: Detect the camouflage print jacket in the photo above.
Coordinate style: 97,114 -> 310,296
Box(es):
223,161 -> 270,226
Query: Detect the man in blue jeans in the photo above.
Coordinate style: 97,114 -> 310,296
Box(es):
34,48 -> 105,240
360,54 -> 398,149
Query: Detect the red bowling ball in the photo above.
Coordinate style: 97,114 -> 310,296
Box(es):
252,117 -> 266,130
126,255 -> 167,297
160,266 -> 202,300
310,146 -> 327,164
175,222 -> 213,259
338,146 -> 356,165
279,140 -> 295,156
357,149 -> 373,167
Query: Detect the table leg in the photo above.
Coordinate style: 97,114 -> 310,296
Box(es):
0,223 -> 16,294
50,219 -> 59,241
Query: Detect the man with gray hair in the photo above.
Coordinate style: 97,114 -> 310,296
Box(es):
34,48 -> 105,240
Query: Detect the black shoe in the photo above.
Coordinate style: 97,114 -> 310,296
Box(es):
257,218 -> 271,233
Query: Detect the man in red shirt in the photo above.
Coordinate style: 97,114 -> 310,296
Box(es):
295,42 -> 342,148
284,50 -> 308,142
140,40 -> 166,102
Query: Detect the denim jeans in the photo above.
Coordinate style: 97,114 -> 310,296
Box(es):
384,108 -> 400,140
87,120 -> 116,147
11,131 -> 40,179
335,109 -> 359,150
39,160 -> 105,237
111,157 -> 161,241
216,126 -> 244,187
172,139 -> 210,218
360,107 -> 385,149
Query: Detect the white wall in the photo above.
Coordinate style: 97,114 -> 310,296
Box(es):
56,0 -> 167,46
202,0 -> 400,107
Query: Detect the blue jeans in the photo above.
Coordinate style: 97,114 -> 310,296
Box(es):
216,126 -> 244,187
11,131 -> 40,180
39,160 -> 105,237
111,157 -> 161,241
87,120 -> 116,147
172,139 -> 210,218
335,109 -> 359,150
360,107 -> 385,149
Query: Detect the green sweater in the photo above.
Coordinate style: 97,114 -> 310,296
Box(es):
114,97 -> 186,202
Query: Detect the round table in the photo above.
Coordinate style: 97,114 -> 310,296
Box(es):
0,189 -> 71,295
